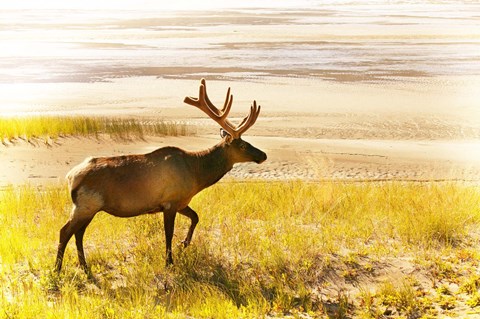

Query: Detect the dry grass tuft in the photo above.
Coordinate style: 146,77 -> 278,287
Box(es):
0,116 -> 192,144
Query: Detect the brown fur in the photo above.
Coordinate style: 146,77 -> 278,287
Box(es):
55,137 -> 266,273
55,79 -> 267,274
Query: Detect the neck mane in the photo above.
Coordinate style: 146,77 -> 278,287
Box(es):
189,141 -> 233,191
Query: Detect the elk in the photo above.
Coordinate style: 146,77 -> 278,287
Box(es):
55,79 -> 267,273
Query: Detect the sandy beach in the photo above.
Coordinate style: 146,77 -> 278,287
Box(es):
2,110 -> 480,187
1,1 -> 480,187
2,78 -> 480,186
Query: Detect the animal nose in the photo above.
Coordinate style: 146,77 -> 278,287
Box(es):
256,152 -> 267,164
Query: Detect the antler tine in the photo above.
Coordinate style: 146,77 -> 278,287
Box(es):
199,83 -> 233,122
233,100 -> 261,137
184,79 -> 261,139
202,79 -> 233,120
198,83 -> 206,106
184,79 -> 237,136
222,87 -> 232,112
200,79 -> 218,115
220,89 -> 233,120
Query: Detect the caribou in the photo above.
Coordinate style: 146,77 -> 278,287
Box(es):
55,79 -> 267,273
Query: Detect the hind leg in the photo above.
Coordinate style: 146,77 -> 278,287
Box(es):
55,220 -> 73,273
55,205 -> 97,273
55,217 -> 89,273
75,217 -> 94,273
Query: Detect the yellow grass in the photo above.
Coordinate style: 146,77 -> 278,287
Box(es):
0,116 -> 191,143
1,181 -> 480,318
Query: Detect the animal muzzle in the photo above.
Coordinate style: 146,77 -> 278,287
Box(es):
254,151 -> 267,164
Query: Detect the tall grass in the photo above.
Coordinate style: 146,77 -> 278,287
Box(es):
1,181 -> 480,318
0,116 -> 192,142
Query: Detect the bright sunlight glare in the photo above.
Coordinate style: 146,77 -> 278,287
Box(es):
0,0 -> 309,11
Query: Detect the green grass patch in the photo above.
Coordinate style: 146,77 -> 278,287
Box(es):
1,181 -> 480,318
0,116 -> 192,143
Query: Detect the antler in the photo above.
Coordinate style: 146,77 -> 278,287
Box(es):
184,78 -> 261,139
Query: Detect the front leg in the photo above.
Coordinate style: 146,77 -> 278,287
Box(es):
178,206 -> 199,247
163,210 -> 177,266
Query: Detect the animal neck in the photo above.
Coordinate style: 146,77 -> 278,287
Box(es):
191,141 -> 233,190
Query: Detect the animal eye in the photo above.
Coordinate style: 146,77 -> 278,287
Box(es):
240,143 -> 247,150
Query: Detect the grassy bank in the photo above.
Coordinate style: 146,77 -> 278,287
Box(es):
0,116 -> 192,143
1,181 -> 480,318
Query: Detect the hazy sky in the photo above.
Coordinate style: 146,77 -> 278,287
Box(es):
0,0 -> 318,10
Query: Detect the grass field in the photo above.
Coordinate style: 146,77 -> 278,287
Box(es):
1,181 -> 480,318
0,116 -> 192,143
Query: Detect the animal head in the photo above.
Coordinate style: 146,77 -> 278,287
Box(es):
184,78 -> 267,165
220,128 -> 267,164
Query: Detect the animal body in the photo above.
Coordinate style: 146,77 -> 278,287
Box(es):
55,79 -> 267,273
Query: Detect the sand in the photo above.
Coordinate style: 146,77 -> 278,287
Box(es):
1,2 -> 480,185
2,110 -> 480,188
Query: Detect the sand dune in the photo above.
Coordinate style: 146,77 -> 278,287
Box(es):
2,121 -> 480,188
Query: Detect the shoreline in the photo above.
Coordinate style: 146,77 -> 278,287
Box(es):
2,133 -> 480,187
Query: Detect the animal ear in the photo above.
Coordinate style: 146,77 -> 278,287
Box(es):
220,128 -> 233,142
